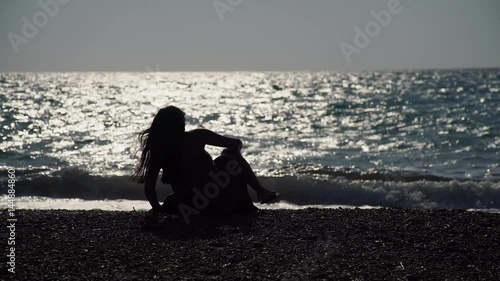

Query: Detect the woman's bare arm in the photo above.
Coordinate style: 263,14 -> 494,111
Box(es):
192,129 -> 242,150
144,162 -> 162,212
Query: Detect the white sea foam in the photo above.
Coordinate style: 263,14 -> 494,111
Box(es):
3,170 -> 499,211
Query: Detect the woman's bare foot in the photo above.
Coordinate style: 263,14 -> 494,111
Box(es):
257,189 -> 281,204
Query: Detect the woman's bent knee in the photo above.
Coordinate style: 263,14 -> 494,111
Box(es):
221,148 -> 240,156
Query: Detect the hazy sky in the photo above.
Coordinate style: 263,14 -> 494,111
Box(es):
1,0 -> 499,71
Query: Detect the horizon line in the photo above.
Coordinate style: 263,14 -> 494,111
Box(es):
1,66 -> 499,74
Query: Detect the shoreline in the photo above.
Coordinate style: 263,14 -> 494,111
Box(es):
3,208 -> 500,280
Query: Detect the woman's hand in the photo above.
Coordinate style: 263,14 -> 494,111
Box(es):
144,208 -> 159,224
223,140 -> 242,155
235,139 -> 243,152
151,204 -> 162,214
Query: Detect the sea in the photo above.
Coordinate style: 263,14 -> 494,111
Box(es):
1,69 -> 499,212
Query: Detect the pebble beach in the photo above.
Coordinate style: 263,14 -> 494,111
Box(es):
3,208 -> 500,280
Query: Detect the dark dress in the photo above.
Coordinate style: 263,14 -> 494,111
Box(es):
161,149 -> 257,215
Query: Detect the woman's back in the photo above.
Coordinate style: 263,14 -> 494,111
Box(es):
162,130 -> 214,192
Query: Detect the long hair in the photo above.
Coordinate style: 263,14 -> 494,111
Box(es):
130,106 -> 185,183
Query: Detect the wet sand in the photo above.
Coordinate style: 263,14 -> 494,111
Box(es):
4,208 -> 500,280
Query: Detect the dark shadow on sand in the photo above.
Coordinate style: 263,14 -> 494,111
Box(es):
140,211 -> 262,240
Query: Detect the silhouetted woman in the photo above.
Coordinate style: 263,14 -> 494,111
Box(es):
131,106 -> 279,218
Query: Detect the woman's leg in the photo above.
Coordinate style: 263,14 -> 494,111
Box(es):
212,154 -> 256,213
221,149 -> 280,202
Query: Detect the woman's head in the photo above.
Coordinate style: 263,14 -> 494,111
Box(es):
149,106 -> 185,139
131,106 -> 185,183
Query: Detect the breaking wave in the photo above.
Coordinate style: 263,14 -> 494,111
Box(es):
9,168 -> 500,210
